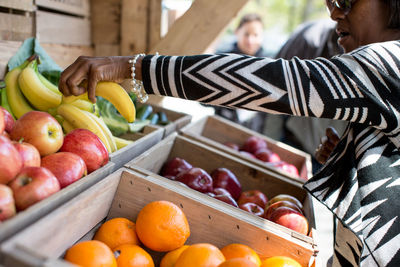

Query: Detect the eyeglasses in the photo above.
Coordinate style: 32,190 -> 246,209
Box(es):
325,0 -> 354,14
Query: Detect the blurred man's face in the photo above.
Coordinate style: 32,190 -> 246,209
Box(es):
236,21 -> 264,56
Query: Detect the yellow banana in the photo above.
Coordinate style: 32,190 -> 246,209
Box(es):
57,103 -> 112,153
83,110 -> 117,152
62,82 -> 135,122
18,60 -> 62,111
62,119 -> 75,134
38,73 -> 62,96
70,99 -> 99,116
5,62 -> 34,119
95,82 -> 135,122
62,93 -> 89,104
113,136 -> 133,150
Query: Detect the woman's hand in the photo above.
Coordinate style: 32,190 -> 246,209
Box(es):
59,56 -> 134,103
315,127 -> 340,164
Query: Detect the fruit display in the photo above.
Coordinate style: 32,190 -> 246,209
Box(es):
180,116 -> 311,181
160,157 -> 309,236
0,167 -> 315,267
63,200 -> 303,267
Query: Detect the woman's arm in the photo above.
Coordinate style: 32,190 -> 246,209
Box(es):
141,41 -> 400,132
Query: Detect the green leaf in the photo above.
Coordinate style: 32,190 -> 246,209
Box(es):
7,38 -> 62,85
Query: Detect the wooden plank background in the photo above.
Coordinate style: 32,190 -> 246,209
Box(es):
0,0 -> 35,11
36,0 -> 90,17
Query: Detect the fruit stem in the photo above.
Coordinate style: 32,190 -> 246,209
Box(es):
21,177 -> 32,186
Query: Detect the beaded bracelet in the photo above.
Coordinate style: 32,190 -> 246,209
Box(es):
129,53 -> 148,103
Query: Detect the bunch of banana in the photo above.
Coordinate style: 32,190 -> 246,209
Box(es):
18,59 -> 62,111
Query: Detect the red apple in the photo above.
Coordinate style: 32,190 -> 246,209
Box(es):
13,141 -> 41,168
0,184 -> 16,221
175,167 -> 213,193
239,151 -> 257,159
242,136 -> 267,154
237,190 -> 268,208
2,131 -> 10,139
224,142 -> 240,151
41,152 -> 87,188
264,200 -> 303,220
0,107 -> 4,134
60,129 -> 109,173
0,107 -> 14,133
161,157 -> 192,178
210,187 -> 238,207
267,194 -> 303,211
239,202 -> 264,217
9,166 -> 60,211
269,206 -> 309,235
0,135 -> 23,184
270,162 -> 300,177
10,111 -> 63,156
211,168 -> 242,200
254,148 -> 281,163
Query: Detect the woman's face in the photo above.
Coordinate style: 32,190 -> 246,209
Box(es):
235,21 -> 264,56
328,0 -> 395,52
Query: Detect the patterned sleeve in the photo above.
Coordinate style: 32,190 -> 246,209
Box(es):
141,41 -> 400,132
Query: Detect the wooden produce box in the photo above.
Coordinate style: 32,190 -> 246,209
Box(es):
135,103 -> 192,138
125,134 -> 317,253
109,125 -> 164,170
1,168 -> 316,267
0,161 -> 115,243
181,115 -> 313,182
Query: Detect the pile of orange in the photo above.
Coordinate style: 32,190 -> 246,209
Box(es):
63,200 -> 302,267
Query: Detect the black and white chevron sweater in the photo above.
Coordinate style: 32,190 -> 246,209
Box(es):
141,40 -> 400,266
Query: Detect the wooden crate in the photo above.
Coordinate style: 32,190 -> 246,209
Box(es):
1,168 -> 317,267
36,0 -> 90,17
0,161 -> 114,244
125,134 -> 317,249
180,115 -> 313,182
109,125 -> 164,170
136,103 -> 192,138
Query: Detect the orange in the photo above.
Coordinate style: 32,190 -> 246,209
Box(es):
64,240 -> 117,267
93,217 -> 139,250
174,243 -> 225,267
260,256 -> 301,267
221,243 -> 261,266
113,244 -> 154,267
218,258 -> 259,267
135,200 -> 190,252
160,245 -> 189,267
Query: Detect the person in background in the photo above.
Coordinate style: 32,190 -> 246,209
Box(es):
59,0 -> 400,265
266,19 -> 348,173
214,13 -> 268,132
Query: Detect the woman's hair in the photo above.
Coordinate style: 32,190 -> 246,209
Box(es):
385,0 -> 400,29
236,13 -> 263,30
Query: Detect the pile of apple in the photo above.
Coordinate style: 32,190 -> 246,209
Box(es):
0,109 -> 109,222
224,136 -> 301,179
160,157 -> 309,235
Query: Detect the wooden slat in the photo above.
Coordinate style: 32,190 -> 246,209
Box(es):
0,0 -> 35,11
36,10 -> 91,46
0,13 -> 34,42
150,0 -> 249,54
36,0 -> 90,17
41,43 -> 93,69
91,0 -> 121,45
120,0 -> 148,55
0,40 -> 23,78
148,0 -> 161,50
94,44 -> 120,56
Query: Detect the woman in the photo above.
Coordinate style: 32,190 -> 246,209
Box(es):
60,0 -> 400,265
